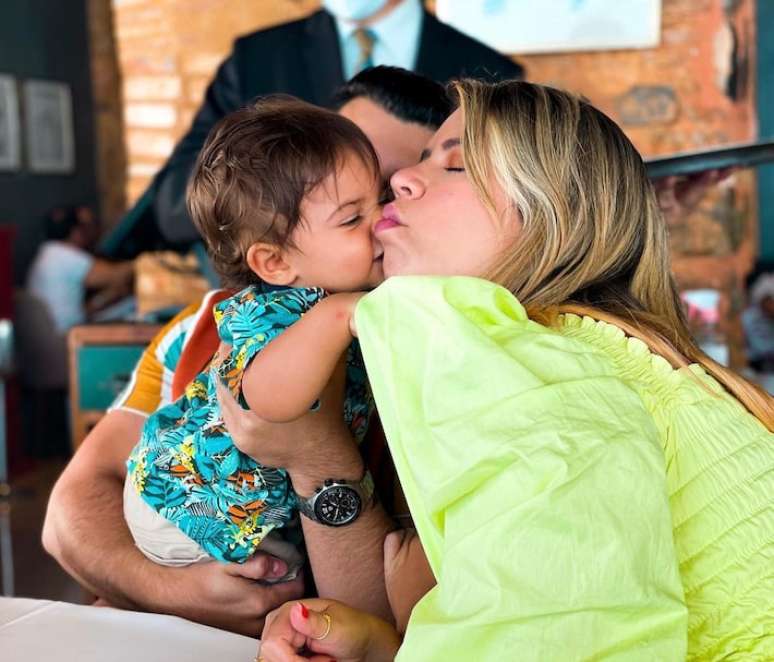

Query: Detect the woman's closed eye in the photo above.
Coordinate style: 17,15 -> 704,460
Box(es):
444,155 -> 465,172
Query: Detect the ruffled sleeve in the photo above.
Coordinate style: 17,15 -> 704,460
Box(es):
355,276 -> 687,661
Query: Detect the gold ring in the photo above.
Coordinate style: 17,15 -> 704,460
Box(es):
312,612 -> 332,641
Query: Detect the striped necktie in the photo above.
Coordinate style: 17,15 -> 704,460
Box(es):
353,27 -> 376,73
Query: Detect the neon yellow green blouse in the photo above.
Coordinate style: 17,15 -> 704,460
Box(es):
356,276 -> 773,661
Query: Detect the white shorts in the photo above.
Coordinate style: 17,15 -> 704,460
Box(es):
122,474 -> 304,580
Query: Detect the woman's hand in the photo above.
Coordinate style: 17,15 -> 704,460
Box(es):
653,168 -> 734,224
258,599 -> 401,662
383,529 -> 435,634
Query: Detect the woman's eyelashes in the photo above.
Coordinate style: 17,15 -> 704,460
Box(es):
444,157 -> 465,173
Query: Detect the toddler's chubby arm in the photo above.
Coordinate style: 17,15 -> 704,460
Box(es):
240,291 -> 364,423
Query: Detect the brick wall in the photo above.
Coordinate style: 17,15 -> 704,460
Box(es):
92,0 -> 758,364
88,0 -> 127,227
515,0 -> 758,366
110,0 -> 318,203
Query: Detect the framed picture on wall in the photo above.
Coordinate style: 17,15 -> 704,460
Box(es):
23,79 -> 75,174
0,75 -> 21,171
436,0 -> 661,54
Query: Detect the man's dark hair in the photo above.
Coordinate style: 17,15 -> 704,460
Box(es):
332,66 -> 453,130
45,207 -> 81,241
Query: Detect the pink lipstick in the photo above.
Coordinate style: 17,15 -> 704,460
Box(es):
374,204 -> 403,234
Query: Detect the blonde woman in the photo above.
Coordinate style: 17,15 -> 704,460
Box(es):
248,80 -> 774,661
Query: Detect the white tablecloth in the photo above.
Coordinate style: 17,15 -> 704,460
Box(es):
0,597 -> 258,661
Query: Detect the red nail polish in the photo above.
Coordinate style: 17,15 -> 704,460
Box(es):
300,603 -> 309,619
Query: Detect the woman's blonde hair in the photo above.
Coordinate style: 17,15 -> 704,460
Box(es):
453,79 -> 773,431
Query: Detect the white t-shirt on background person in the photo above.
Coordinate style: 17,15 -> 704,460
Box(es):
27,240 -> 94,333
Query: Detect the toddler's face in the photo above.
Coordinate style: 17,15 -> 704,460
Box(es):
287,151 -> 385,292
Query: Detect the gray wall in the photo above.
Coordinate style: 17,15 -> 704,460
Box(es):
758,1 -> 774,263
0,0 -> 98,284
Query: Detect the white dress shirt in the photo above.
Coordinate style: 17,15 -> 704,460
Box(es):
332,0 -> 424,80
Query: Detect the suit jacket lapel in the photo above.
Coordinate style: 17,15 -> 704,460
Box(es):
302,10 -> 346,107
414,11 -> 448,80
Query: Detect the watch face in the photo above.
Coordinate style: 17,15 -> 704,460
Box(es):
314,485 -> 362,526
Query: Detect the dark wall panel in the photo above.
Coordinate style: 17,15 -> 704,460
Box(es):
0,0 -> 97,283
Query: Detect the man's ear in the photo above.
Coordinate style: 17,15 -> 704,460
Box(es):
245,242 -> 298,286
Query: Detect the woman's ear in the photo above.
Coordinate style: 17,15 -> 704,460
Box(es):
245,242 -> 298,286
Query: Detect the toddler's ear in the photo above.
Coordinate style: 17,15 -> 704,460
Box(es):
246,242 -> 297,286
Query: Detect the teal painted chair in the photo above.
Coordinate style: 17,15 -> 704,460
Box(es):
67,324 -> 160,448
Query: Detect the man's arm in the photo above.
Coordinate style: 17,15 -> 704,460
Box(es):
218,370 -> 394,622
42,408 -> 303,634
292,453 -> 394,623
151,55 -> 243,244
42,409 -> 142,597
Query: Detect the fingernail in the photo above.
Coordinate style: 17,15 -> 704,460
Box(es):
271,559 -> 286,576
300,603 -> 309,619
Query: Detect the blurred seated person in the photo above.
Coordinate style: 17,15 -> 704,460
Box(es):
743,271 -> 774,374
26,206 -> 135,333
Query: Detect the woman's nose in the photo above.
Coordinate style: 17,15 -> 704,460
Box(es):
390,165 -> 424,200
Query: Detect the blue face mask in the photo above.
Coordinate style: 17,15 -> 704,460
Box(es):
322,0 -> 389,22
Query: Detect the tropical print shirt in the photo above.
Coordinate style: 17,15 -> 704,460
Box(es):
127,286 -> 373,563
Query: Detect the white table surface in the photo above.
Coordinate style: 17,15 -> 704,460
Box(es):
0,597 -> 258,662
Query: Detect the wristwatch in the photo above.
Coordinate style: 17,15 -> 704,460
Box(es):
296,472 -> 375,527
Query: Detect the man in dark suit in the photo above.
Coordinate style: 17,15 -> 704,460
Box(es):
105,1 -> 522,255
